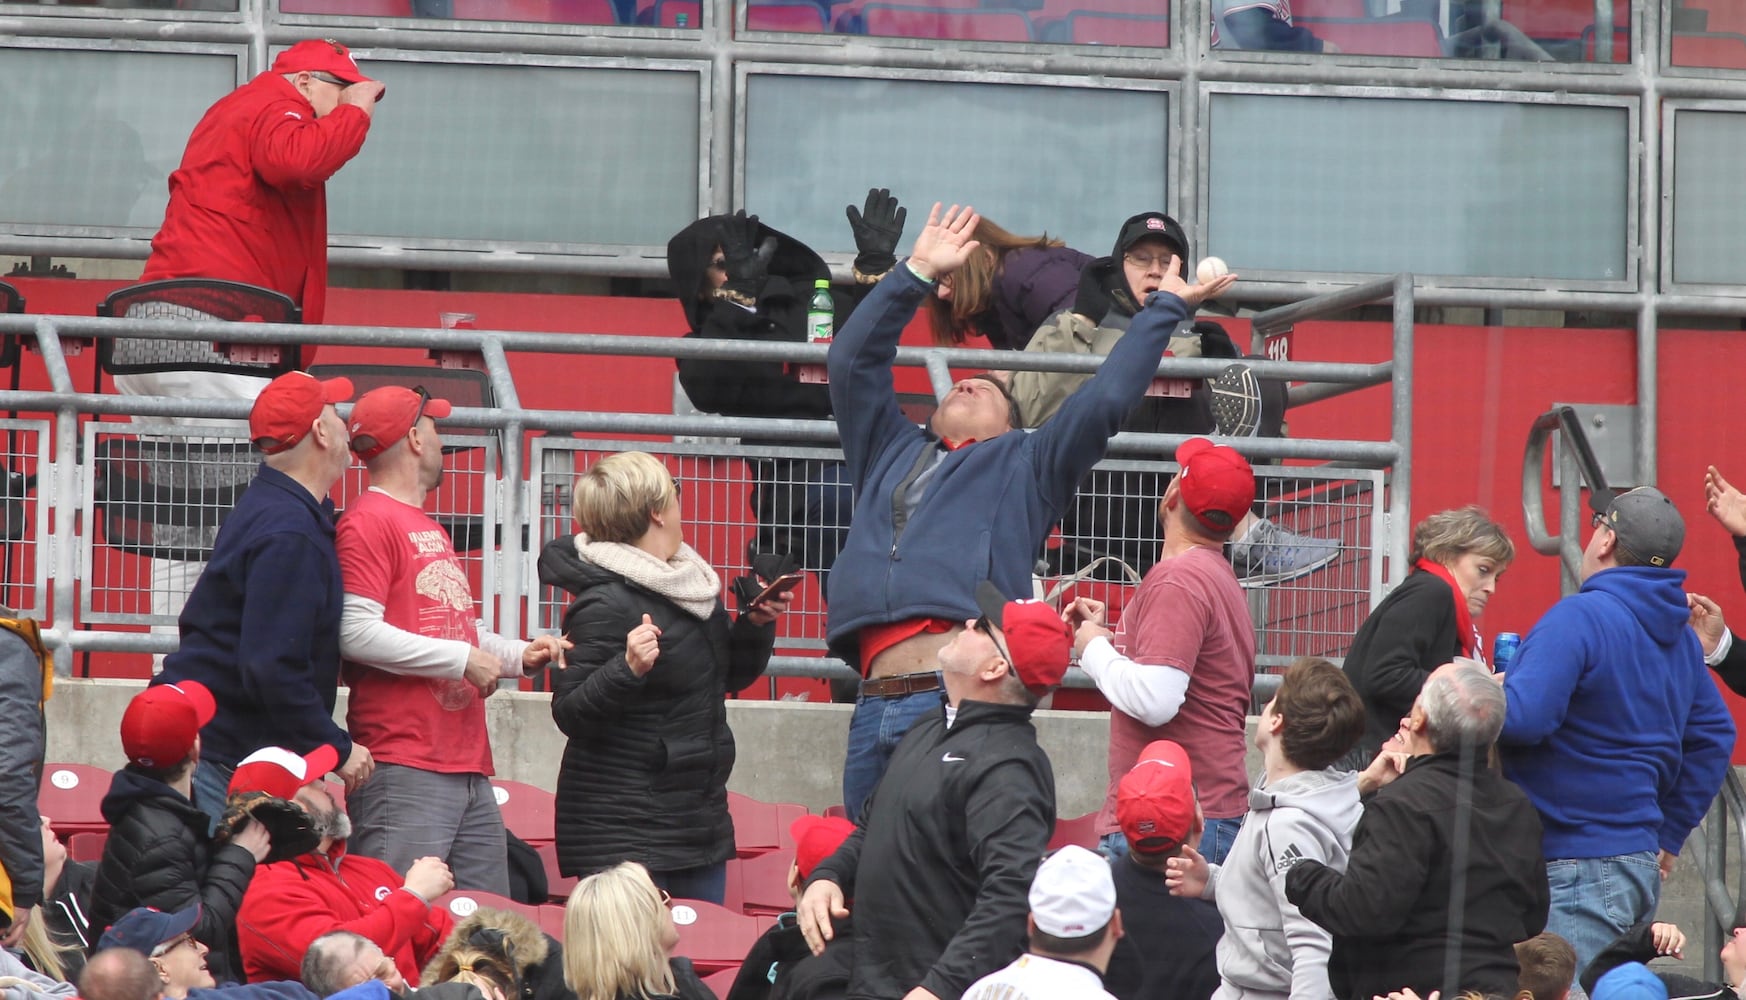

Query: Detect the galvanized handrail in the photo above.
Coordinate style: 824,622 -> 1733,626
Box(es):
1521,405 -> 1613,595
1691,767 -> 1746,981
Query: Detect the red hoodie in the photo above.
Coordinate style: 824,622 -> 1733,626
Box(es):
237,841 -> 452,985
141,72 -> 371,325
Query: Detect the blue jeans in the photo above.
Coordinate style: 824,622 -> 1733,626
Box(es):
1544,851 -> 1661,987
190,758 -> 236,836
1099,815 -> 1243,864
841,683 -> 944,821
649,861 -> 728,905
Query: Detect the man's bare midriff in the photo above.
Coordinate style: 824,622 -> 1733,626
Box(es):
867,626 -> 964,680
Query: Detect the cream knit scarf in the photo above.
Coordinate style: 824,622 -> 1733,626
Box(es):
572,533 -> 721,620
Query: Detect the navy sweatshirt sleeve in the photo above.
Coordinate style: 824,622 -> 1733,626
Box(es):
1026,289 -> 1194,511
827,265 -> 929,492
237,533 -> 352,760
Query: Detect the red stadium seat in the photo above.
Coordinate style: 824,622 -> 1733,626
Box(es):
669,899 -> 762,973
1046,812 -> 1100,852
746,0 -> 827,31
489,780 -> 556,846
280,0 -> 414,13
822,804 -> 849,820
701,967 -> 741,999
1295,17 -> 1444,56
726,791 -> 781,857
39,764 -> 111,837
1500,0 -> 1628,41
535,842 -> 578,903
724,851 -> 797,917
67,831 -> 107,863
436,890 -> 546,924
537,903 -> 567,939
1064,12 -> 1168,46
1672,30 -> 1746,69
861,4 -> 1033,41
652,0 -> 702,25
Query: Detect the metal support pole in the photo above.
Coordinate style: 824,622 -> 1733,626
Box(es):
1558,441 -> 1583,595
925,355 -> 955,401
1386,274 -> 1415,588
34,322 -> 80,675
479,339 -> 525,641
1705,798 -> 1726,982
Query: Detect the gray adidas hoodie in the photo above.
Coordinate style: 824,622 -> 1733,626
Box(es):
1201,768 -> 1362,1000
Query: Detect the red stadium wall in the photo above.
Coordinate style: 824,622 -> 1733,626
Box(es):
9,278 -> 1744,755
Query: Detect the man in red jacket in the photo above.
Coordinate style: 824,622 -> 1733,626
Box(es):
118,39 -> 385,652
232,746 -> 454,986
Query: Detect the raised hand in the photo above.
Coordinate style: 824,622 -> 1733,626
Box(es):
715,211 -> 776,305
1706,466 -> 1746,537
907,203 -> 982,283
847,187 -> 908,279
1687,592 -> 1726,657
626,614 -> 662,676
1154,255 -> 1238,308
1164,844 -> 1210,898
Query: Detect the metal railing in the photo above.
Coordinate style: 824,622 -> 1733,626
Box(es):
1522,404 -> 1614,596
1692,769 -> 1746,982
0,286 -> 1414,695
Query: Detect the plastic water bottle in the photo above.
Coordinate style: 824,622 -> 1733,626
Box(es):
1492,632 -> 1521,673
799,279 -> 832,383
806,279 -> 834,343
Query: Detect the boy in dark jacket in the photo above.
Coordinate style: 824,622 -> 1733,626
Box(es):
724,816 -> 855,1000
667,190 -> 904,587
90,682 -> 272,985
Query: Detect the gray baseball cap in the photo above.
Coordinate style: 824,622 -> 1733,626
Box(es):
1599,486 -> 1684,568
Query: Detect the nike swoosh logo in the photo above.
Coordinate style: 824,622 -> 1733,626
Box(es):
942,753 -> 965,762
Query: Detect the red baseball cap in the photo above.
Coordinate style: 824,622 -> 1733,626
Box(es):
227,744 -> 340,800
1175,437 -> 1255,533
790,815 -> 855,880
250,372 -> 353,455
348,386 -> 453,460
974,581 -> 1072,697
271,39 -> 384,95
121,682 -> 217,769
1116,740 -> 1197,855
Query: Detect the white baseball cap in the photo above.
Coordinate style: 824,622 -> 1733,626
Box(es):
1029,845 -> 1116,938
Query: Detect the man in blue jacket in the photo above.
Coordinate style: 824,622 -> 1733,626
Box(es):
1499,486 -> 1735,983
825,203 -> 1236,818
156,372 -> 373,819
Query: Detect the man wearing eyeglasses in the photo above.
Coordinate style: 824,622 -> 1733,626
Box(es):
88,904 -> 319,1000
1496,486 -> 1734,984
335,387 -> 570,896
136,38 -> 384,329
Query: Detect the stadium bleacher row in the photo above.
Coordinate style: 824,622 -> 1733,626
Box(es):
37,760 -> 1103,989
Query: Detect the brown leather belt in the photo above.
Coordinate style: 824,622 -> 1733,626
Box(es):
860,671 -> 944,698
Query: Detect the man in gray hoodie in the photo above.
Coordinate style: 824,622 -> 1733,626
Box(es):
1165,657 -> 1366,1000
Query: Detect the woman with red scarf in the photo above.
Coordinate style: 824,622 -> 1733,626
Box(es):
1339,506 -> 1515,769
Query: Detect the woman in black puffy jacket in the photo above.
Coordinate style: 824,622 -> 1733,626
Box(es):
536,451 -> 784,904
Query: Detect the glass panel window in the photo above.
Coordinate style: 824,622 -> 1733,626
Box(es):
277,0 -> 652,28
1,0 -> 238,10
0,47 -> 237,231
325,61 -> 701,247
1671,110 -> 1746,285
1210,0 -> 1628,63
744,74 -> 1168,256
1207,93 -> 1629,281
1668,2 -> 1746,70
736,0 -> 1165,48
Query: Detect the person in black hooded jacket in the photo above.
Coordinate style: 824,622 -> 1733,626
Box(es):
666,190 -> 905,587
536,451 -> 783,904
89,682 -> 270,985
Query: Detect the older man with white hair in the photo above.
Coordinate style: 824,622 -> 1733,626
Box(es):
1284,661 -> 1549,1000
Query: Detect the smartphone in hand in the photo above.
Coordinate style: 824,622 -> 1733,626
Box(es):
752,572 -> 806,606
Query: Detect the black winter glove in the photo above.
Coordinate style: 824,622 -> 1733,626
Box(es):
730,551 -> 801,613
846,188 -> 907,282
213,790 -> 320,864
714,211 -> 777,307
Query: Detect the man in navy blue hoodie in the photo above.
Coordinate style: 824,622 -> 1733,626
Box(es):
155,372 -> 373,819
1499,486 -> 1735,984
825,203 -> 1236,818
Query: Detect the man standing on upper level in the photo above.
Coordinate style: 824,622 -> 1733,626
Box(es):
337,386 -> 568,895
1498,487 -> 1734,981
824,203 -> 1236,819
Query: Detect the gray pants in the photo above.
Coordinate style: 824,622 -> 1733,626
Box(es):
346,763 -> 510,895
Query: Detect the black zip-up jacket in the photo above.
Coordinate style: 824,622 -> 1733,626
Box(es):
724,913 -> 852,1000
536,536 -> 775,878
1284,752 -> 1550,1000
807,700 -> 1056,1000
1707,535 -> 1746,695
90,767 -> 257,984
1340,570 -> 1465,767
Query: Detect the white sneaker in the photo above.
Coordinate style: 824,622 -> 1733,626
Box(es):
1229,518 -> 1340,587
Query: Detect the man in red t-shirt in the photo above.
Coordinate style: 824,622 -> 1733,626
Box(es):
1066,437 -> 1257,865
335,386 -> 569,894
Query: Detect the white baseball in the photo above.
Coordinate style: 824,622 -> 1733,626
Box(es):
1197,257 -> 1229,284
